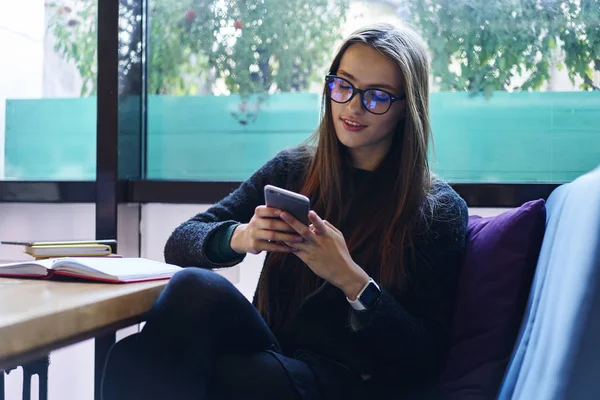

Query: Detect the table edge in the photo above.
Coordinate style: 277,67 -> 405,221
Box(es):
0,314 -> 145,370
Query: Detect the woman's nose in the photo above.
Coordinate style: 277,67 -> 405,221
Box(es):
347,92 -> 365,114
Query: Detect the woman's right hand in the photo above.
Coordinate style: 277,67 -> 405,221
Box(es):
230,206 -> 304,255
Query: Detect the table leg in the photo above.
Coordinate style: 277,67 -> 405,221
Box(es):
21,356 -> 50,400
1,370 -> 5,400
95,333 -> 116,400
22,371 -> 31,400
38,362 -> 49,400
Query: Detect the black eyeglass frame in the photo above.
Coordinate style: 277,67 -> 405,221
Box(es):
325,74 -> 405,115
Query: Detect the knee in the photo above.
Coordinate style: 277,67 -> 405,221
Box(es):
153,267 -> 238,315
169,267 -> 236,297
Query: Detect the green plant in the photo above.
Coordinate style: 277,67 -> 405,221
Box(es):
557,0 -> 600,90
213,0 -> 349,95
403,0 -> 600,94
45,0 -> 349,97
46,1 -> 98,96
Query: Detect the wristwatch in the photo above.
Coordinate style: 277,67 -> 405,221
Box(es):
346,278 -> 381,311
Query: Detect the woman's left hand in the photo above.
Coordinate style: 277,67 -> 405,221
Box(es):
280,210 -> 370,300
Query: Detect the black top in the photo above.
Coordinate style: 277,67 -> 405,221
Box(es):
164,146 -> 468,394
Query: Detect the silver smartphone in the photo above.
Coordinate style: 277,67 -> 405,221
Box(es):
264,184 -> 310,226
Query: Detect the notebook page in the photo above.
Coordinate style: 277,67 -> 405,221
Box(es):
0,259 -> 54,276
52,257 -> 181,281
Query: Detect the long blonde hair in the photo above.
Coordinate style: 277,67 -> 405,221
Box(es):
257,23 -> 433,330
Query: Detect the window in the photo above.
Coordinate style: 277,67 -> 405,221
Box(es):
415,0 -> 600,182
146,0 -> 350,180
146,0 -> 600,183
9,1 -> 597,183
1,1 -> 97,180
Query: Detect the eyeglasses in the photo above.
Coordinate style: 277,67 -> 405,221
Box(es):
325,74 -> 405,115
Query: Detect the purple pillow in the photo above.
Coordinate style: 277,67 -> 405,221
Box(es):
440,199 -> 547,399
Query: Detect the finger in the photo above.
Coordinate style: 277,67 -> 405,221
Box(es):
323,220 -> 342,235
256,229 -> 304,243
308,224 -> 323,238
283,240 -> 309,251
280,212 -> 312,239
261,241 -> 298,253
254,205 -> 282,218
308,211 -> 328,235
255,217 -> 296,233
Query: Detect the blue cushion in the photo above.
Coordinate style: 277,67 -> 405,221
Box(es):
498,166 -> 600,399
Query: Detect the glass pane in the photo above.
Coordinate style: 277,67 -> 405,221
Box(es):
415,0 -> 600,183
147,0 -> 600,183
147,0 -> 349,180
1,1 -> 98,180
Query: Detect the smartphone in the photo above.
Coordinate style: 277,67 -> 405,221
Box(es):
264,184 -> 310,226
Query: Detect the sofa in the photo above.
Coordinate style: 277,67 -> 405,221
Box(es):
440,165 -> 600,399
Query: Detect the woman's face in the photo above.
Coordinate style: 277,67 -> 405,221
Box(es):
330,43 -> 405,170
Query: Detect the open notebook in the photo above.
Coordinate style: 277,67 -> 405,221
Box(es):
0,257 -> 182,283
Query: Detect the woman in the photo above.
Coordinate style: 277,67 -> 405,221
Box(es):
102,22 -> 468,400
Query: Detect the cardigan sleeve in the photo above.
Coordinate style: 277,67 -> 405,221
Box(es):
163,149 -> 292,268
204,222 -> 242,264
349,183 -> 468,383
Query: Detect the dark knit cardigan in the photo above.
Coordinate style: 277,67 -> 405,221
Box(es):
164,147 -> 468,396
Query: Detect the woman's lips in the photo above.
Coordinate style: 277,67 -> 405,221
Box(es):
341,118 -> 367,132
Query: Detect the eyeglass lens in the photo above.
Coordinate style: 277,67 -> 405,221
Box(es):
327,76 -> 392,114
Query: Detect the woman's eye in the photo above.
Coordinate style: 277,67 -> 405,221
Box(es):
371,91 -> 389,101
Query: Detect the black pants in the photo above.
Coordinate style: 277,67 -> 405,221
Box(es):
101,267 -> 323,400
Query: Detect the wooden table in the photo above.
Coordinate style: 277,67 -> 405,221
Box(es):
0,277 -> 168,400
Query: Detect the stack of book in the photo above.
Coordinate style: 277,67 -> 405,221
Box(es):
1,239 -> 118,259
